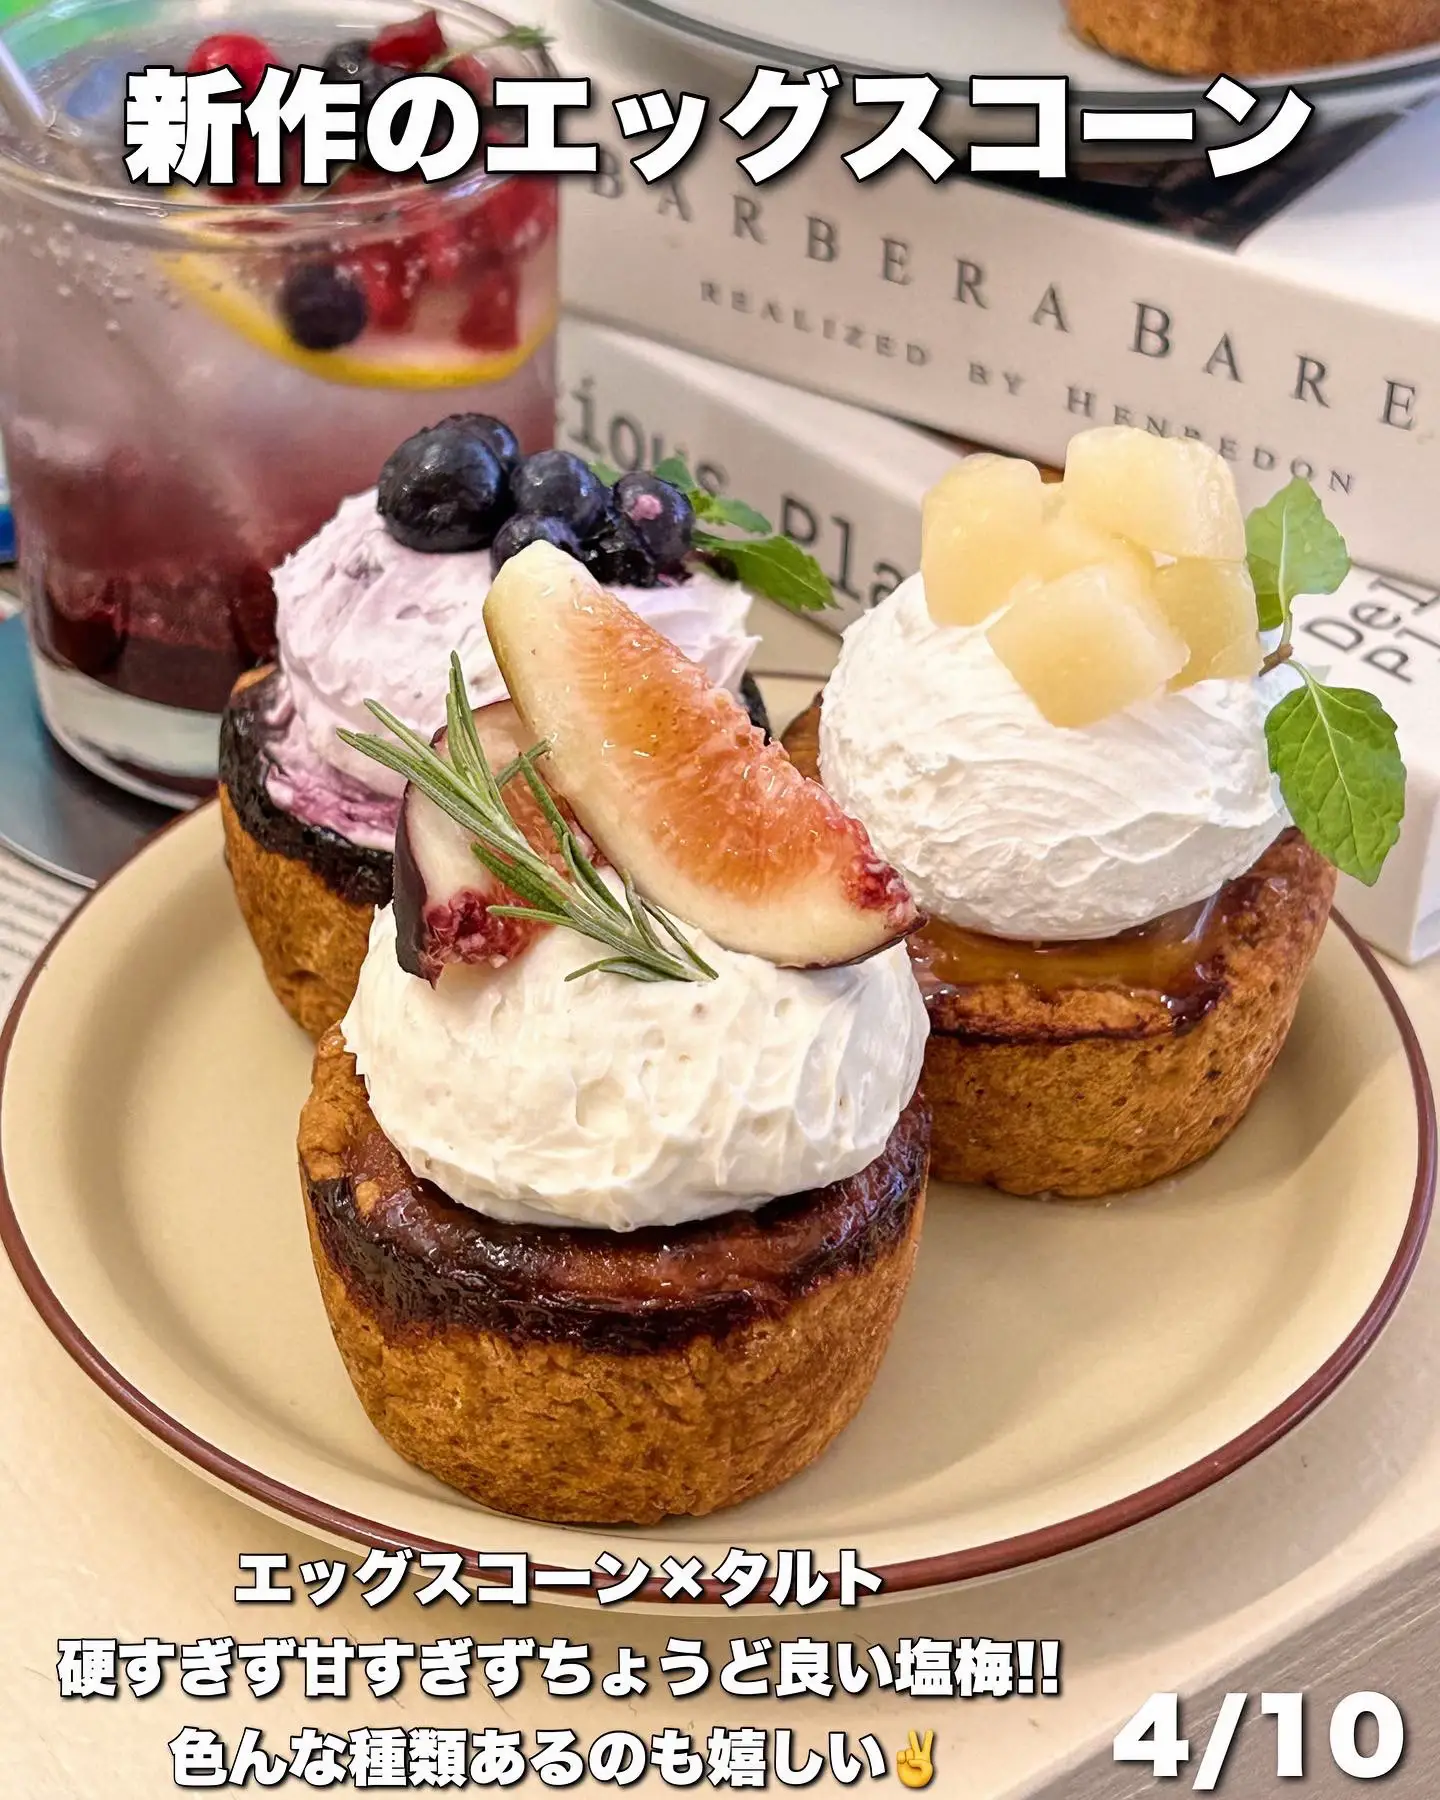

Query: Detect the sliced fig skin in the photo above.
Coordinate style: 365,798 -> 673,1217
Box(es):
389,698 -> 570,985
484,543 -> 921,971
790,908 -> 931,972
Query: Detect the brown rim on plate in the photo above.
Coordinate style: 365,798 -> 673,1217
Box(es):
0,802 -> 1433,1604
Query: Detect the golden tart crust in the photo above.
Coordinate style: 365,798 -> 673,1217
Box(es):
220,667 -> 386,1039
220,783 -> 375,1040
1066,0 -> 1440,74
299,1027 -> 929,1525
783,697 -> 1335,1197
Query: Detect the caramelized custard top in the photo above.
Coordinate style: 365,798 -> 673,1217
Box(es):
910,860 -> 1293,1026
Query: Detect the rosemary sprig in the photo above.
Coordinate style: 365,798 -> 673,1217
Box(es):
337,655 -> 716,985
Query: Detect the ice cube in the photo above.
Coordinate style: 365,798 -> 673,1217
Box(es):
1063,426 -> 1245,561
63,55 -> 139,126
1152,558 -> 1263,687
922,454 -> 1045,626
987,558 -> 1188,728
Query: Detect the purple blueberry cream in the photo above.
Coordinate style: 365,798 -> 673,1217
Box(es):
227,418 -> 762,857
218,414 -> 818,1040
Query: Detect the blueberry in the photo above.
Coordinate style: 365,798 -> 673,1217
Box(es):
378,422 -> 509,553
321,39 -> 403,170
321,37 -> 392,102
321,38 -> 367,78
613,472 -> 694,568
279,261 -> 367,350
438,413 -> 522,481
508,450 -> 608,538
581,509 -> 657,588
739,671 -> 771,739
490,512 -> 581,575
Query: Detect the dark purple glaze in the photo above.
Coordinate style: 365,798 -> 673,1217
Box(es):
219,668 -> 394,908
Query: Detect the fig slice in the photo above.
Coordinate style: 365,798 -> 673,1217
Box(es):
484,542 -> 920,968
393,699 -> 576,983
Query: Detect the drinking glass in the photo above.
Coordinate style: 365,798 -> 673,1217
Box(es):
0,0 -> 557,803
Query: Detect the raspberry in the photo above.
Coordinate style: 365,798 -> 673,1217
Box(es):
465,178 -> 557,263
422,221 -> 468,285
351,246 -> 417,333
371,9 -> 448,69
458,267 -> 520,351
444,52 -> 492,105
187,32 -> 279,101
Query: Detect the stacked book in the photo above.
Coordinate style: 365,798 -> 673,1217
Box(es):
550,0 -> 1440,959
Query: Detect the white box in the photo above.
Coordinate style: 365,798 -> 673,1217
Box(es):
556,313 -> 958,632
553,3 -> 1440,589
1292,572 -> 1440,963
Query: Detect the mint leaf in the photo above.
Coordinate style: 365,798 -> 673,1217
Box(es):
652,454 -> 695,490
587,457 -> 621,486
1265,670 -> 1404,884
1245,478 -> 1349,632
695,534 -> 832,613
694,492 -> 773,535
648,458 -> 775,537
492,23 -> 554,48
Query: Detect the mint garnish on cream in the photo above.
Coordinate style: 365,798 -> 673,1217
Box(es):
591,454 -> 837,615
1247,480 -> 1405,885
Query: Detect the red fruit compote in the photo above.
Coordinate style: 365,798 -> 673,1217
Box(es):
0,0 -> 557,804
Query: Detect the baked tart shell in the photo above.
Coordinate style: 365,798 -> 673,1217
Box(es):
783,697 -> 1336,1198
219,667 -> 391,1039
299,1027 -> 930,1525
1065,0 -> 1440,75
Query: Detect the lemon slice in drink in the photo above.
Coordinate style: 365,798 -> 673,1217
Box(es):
166,254 -> 555,390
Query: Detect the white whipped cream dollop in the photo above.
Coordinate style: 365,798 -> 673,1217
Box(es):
343,895 -> 928,1232
820,574 -> 1297,941
274,490 -> 760,799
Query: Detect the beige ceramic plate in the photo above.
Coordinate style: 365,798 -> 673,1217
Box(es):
1,804 -> 1432,1607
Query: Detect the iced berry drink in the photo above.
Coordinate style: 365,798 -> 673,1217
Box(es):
0,0 -> 557,803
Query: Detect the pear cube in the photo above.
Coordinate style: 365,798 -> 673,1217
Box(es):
1033,496 -> 1154,587
987,558 -> 1188,728
922,454 -> 1045,626
1063,425 -> 1246,561
1152,558 -> 1264,688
